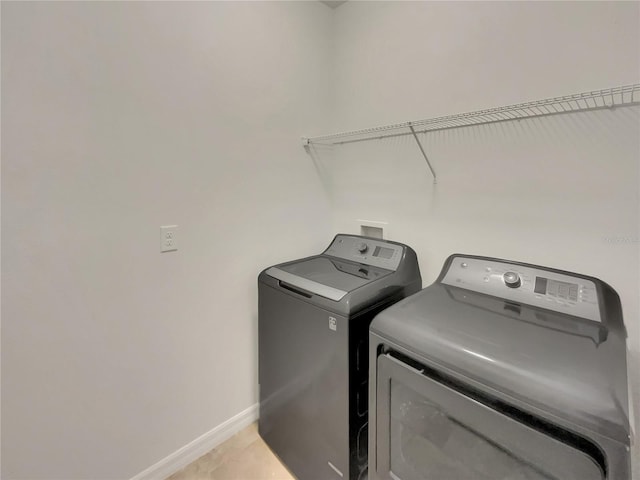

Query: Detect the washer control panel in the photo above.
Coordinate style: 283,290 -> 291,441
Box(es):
441,256 -> 601,322
324,235 -> 403,271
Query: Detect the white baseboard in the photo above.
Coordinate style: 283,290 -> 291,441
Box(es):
130,403 -> 259,480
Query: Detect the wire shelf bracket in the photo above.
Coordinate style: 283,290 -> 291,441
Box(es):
302,83 -> 640,184
408,123 -> 437,184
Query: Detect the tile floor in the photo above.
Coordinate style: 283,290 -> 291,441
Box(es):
167,423 -> 295,480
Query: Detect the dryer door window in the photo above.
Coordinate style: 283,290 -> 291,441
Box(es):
374,354 -> 604,480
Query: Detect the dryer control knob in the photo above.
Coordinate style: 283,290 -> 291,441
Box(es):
503,271 -> 521,288
357,242 -> 369,253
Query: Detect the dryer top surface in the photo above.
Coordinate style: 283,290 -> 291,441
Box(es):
371,279 -> 630,444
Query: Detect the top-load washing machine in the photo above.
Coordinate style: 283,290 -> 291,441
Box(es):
258,234 -> 421,480
369,254 -> 630,480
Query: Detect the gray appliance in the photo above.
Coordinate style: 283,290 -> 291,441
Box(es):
259,234 -> 421,480
369,254 -> 630,480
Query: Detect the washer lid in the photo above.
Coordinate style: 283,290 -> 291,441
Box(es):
267,257 -> 392,301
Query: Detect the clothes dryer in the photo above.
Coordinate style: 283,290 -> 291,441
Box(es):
369,254 -> 630,480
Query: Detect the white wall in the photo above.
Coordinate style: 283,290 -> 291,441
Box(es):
3,2 -> 639,479
326,0 -> 640,476
1,2 -> 332,478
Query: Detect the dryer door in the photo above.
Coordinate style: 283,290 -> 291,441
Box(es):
373,353 -> 605,480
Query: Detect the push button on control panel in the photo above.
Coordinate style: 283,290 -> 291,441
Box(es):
503,271 -> 522,288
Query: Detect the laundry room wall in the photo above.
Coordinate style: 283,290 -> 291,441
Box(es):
321,1 -> 640,475
1,2 -> 333,479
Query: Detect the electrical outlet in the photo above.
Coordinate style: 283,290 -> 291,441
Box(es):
160,225 -> 178,252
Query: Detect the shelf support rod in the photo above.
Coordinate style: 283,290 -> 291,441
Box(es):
409,123 -> 437,184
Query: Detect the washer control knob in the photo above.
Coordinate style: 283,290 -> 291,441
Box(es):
503,271 -> 521,288
356,242 -> 368,254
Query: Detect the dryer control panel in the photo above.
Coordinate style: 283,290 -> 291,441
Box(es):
441,255 -> 601,322
324,235 -> 404,271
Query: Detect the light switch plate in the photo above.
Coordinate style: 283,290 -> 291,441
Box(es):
160,225 -> 178,252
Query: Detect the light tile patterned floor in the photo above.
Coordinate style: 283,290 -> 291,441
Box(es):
167,423 -> 295,480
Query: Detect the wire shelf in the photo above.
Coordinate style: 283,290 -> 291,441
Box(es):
304,84 -> 640,146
